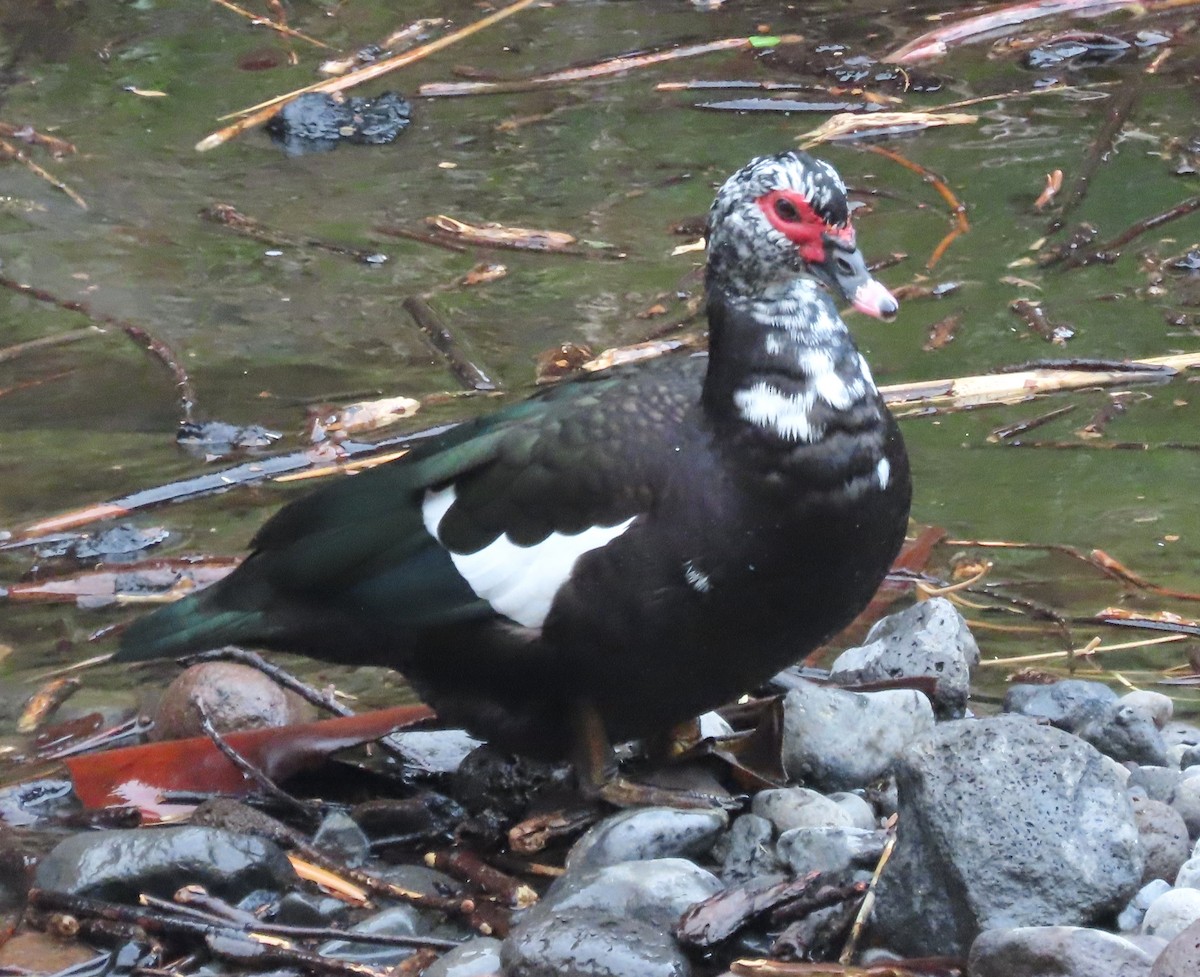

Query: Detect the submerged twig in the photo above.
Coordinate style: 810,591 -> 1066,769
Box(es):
417,35 -> 803,98
861,145 -> 970,269
1050,195 -> 1200,268
1046,73 -> 1143,236
0,326 -> 103,364
208,0 -> 332,49
198,0 -> 543,151
201,203 -> 387,264
402,296 -> 498,392
0,273 -> 197,422
0,137 -> 87,209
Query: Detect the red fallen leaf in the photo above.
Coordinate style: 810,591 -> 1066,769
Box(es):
64,704 -> 435,822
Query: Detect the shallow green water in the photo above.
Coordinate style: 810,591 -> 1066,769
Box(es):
2,0 -> 1199,725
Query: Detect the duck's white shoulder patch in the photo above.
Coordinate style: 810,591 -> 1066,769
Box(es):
422,486 -> 636,629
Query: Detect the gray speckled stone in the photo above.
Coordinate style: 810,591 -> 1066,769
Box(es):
1120,880 -> 1175,933
719,814 -> 781,883
1151,917 -> 1200,977
1175,856 -> 1200,888
565,807 -> 727,873
1121,690 -> 1173,730
531,858 -> 721,933
1132,795 -> 1191,885
751,787 -> 852,832
828,792 -> 878,830
781,680 -> 934,791
830,597 -> 979,719
969,925 -> 1162,977
872,716 -> 1143,958
1171,778 -> 1200,838
1144,888 -> 1200,941
1004,679 -> 1117,731
1129,766 -> 1183,804
776,825 -> 884,875
1079,703 -> 1169,766
502,907 -> 690,977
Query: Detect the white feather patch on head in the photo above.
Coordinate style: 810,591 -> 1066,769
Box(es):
422,486 -> 636,628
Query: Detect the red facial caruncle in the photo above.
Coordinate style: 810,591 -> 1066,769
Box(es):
756,189 -> 855,263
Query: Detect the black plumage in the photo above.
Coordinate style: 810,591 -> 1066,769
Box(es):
118,151 -> 911,778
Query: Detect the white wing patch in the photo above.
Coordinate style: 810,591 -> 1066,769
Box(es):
422,486 -> 636,629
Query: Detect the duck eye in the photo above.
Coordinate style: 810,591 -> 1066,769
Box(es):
774,198 -> 801,223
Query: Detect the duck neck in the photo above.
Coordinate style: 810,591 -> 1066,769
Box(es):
701,278 -> 880,442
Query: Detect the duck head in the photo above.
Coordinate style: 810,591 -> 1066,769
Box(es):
705,150 -> 898,321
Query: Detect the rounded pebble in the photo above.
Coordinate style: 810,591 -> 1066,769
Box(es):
751,787 -> 852,832
502,907 -> 690,977
152,662 -> 315,740
1143,887 -> 1200,941
565,807 -> 727,872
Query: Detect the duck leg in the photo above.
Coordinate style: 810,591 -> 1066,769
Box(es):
570,700 -> 735,810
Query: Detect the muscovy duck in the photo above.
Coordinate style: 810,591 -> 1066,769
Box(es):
118,151 -> 911,794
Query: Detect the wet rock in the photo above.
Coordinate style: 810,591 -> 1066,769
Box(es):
377,863 -> 464,899
1143,887 -> 1200,941
780,680 -> 934,790
1120,879 -> 1174,933
152,661 -> 316,740
529,858 -> 721,932
1170,777 -> 1200,838
274,890 -> 352,927
266,91 -> 412,155
776,825 -> 883,875
1004,678 -> 1117,730
827,791 -> 878,830
386,728 -> 482,775
453,746 -> 574,817
969,925 -> 1161,977
423,936 -> 503,977
1122,690 -> 1173,730
751,787 -> 853,832
718,814 -> 782,883
352,792 -> 468,851
1152,917 -> 1200,976
1132,795 -> 1190,885
1176,855 -> 1200,887
872,716 -> 1143,958
829,597 -> 979,718
1129,766 -> 1183,803
318,905 -> 428,966
1079,702 -> 1169,766
1162,722 -> 1200,768
312,811 -> 370,868
565,807 -> 727,872
34,523 -> 169,561
35,826 -> 297,902
502,906 -> 690,977
176,420 -> 281,458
